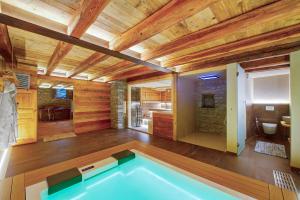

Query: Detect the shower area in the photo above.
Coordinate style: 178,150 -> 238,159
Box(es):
177,70 -> 227,151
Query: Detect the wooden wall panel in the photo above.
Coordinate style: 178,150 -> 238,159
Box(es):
152,112 -> 173,140
246,103 -> 256,139
73,83 -> 111,134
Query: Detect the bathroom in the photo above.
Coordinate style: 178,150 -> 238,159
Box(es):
246,68 -> 290,159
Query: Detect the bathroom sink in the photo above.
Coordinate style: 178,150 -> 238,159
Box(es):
282,116 -> 291,124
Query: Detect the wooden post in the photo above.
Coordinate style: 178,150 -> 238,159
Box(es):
290,50 -> 300,169
172,73 -> 178,141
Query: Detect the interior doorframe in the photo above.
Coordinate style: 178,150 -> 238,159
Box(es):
226,63 -> 247,155
126,74 -> 173,132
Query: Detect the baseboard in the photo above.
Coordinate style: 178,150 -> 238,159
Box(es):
226,151 -> 237,156
291,166 -> 300,174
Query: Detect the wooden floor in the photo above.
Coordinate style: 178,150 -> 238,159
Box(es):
37,120 -> 74,139
179,132 -> 227,152
6,129 -> 300,195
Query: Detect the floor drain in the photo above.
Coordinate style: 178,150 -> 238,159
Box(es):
273,170 -> 297,193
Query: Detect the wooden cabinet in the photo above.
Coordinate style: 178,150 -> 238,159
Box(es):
16,89 -> 37,145
140,88 -> 171,102
140,88 -> 161,101
160,89 -> 171,102
152,112 -> 173,140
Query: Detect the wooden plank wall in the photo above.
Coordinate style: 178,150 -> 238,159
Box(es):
73,82 -> 111,134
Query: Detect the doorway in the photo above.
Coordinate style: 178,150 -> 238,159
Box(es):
245,68 -> 290,159
128,80 -> 172,134
37,81 -> 74,141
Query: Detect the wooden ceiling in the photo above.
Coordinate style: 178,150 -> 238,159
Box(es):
0,0 -> 299,82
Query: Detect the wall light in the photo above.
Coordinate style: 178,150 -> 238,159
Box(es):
253,100 -> 290,104
38,83 -> 52,89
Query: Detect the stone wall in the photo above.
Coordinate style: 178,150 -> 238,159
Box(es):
131,87 -> 141,127
110,81 -> 127,129
37,88 -> 72,109
196,71 -> 226,135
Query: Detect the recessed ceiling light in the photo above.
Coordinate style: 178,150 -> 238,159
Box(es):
198,75 -> 219,80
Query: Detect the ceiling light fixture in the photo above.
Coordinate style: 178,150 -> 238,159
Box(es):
198,75 -> 219,80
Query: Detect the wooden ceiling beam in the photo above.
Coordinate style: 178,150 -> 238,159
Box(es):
46,41 -> 73,75
127,71 -> 169,83
177,40 -> 300,73
240,55 -> 290,70
105,66 -> 157,82
68,0 -> 110,38
46,0 -> 110,75
245,64 -> 290,73
91,60 -> 135,80
68,52 -> 109,77
110,0 -> 218,51
142,0 -> 300,61
0,23 -> 16,66
163,23 -> 300,67
70,48 -> 141,78
0,2 -> 67,33
37,74 -> 106,86
0,12 -> 170,74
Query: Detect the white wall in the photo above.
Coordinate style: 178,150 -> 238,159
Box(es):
290,51 -> 300,168
252,74 -> 290,103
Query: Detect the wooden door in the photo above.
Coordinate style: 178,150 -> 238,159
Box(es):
16,89 -> 37,145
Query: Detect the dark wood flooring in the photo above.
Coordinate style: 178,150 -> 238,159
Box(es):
37,120 -> 74,139
6,129 -> 300,194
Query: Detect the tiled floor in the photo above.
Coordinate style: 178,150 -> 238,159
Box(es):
5,128 -> 300,195
179,132 -> 226,151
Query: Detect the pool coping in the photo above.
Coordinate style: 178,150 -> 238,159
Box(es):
0,140 -> 298,200
25,149 -> 252,200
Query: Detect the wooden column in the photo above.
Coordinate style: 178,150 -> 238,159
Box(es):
290,50 -> 300,169
172,73 -> 178,140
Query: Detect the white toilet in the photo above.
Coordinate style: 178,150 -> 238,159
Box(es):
262,123 -> 278,135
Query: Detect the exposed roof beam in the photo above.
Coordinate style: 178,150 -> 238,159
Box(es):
240,55 -> 290,70
245,64 -> 290,72
68,0 -> 110,38
70,48 -> 140,78
68,53 -> 109,77
37,74 -> 103,86
142,0 -> 300,61
127,71 -> 169,83
0,2 -> 67,33
0,13 -> 170,73
177,40 -> 300,73
105,66 -> 157,82
91,60 -> 135,80
110,0 -> 218,51
46,42 -> 73,75
0,23 -> 16,66
46,0 -> 111,75
163,23 -> 300,67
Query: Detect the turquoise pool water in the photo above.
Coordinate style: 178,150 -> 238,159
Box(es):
41,154 -> 239,200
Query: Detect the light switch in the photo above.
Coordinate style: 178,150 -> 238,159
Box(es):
266,105 -> 275,111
